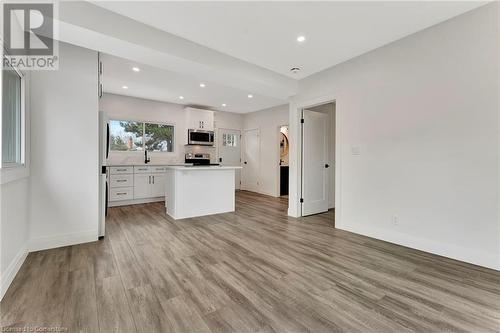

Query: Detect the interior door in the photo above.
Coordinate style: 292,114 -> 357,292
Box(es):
151,174 -> 167,197
218,128 -> 241,190
302,110 -> 329,215
242,129 -> 260,192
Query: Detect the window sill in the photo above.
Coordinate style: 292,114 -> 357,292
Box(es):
1,165 -> 29,184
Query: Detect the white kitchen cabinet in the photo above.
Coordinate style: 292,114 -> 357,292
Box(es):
110,187 -> 133,201
110,174 -> 133,188
134,174 -> 152,199
109,166 -> 134,174
185,107 -> 214,131
109,165 -> 170,206
151,173 -> 167,197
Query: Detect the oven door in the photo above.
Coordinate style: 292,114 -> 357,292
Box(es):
188,130 -> 214,145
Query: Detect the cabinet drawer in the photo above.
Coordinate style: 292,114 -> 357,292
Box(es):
110,174 -> 133,188
151,166 -> 167,173
109,166 -> 133,175
134,166 -> 152,174
110,187 -> 133,201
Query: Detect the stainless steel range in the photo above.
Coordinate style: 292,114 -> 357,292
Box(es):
185,153 -> 219,166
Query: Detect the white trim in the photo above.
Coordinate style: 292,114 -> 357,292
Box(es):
0,244 -> 28,301
29,230 -> 98,252
288,92 -> 340,218
108,197 -> 164,207
1,58 -> 30,184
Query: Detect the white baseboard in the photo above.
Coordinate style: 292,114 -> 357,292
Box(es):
108,197 -> 164,207
0,244 -> 28,301
29,230 -> 98,252
337,222 -> 500,271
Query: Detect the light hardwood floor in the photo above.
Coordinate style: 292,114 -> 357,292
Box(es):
1,191 -> 499,332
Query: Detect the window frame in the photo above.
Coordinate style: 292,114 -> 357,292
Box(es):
109,118 -> 176,154
1,49 -> 29,184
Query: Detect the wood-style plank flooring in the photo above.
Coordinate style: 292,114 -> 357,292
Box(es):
2,191 -> 499,332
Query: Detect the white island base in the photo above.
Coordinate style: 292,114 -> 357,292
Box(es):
165,166 -> 242,220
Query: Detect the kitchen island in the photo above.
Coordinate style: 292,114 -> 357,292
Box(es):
164,165 -> 242,219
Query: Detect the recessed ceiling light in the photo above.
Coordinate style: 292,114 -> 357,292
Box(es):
199,83 -> 206,88
222,103 -> 227,107
179,96 -> 184,100
122,85 -> 128,89
248,94 -> 253,99
132,67 -> 140,72
297,35 -> 306,43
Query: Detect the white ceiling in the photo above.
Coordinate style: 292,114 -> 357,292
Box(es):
100,54 -> 286,113
93,1 -> 486,79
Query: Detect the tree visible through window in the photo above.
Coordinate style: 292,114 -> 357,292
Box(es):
145,123 -> 174,152
109,120 -> 174,152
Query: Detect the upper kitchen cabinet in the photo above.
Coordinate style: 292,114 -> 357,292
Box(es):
185,107 -> 214,131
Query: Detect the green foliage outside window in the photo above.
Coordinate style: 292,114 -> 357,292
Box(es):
109,120 -> 174,152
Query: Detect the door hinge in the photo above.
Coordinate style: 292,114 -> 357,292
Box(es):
300,198 -> 304,203
301,118 -> 304,123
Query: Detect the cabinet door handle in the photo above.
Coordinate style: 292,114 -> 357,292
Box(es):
153,176 -> 155,184
148,176 -> 151,184
116,180 -> 126,182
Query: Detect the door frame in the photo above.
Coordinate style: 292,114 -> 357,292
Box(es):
241,128 -> 260,192
288,93 -> 340,223
217,127 -> 242,189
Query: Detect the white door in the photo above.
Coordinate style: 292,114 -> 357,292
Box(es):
134,174 -> 152,199
242,129 -> 260,192
302,110 -> 329,215
151,173 -> 167,197
218,129 -> 241,190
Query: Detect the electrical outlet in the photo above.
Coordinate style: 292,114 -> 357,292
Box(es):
392,215 -> 399,226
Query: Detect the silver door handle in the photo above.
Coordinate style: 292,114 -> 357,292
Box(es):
152,176 -> 155,184
149,176 -> 151,184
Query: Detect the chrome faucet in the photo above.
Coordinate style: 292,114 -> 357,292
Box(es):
144,150 -> 151,164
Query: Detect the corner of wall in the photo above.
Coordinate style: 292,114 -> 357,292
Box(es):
0,242 -> 28,301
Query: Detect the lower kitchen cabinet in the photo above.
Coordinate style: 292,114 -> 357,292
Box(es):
133,173 -> 166,199
151,173 -> 167,197
109,165 -> 169,206
133,174 -> 152,199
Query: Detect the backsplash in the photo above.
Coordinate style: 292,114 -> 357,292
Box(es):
108,144 -> 216,165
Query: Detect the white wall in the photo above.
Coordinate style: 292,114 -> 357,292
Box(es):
1,178 -> 30,299
0,61 -> 31,300
100,93 -> 244,165
290,3 -> 500,269
29,42 -> 99,250
243,104 -> 289,197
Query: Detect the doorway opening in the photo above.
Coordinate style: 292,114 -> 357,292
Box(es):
300,101 -> 335,225
279,125 -> 289,197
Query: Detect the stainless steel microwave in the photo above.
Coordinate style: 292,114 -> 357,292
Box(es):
188,129 -> 215,146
